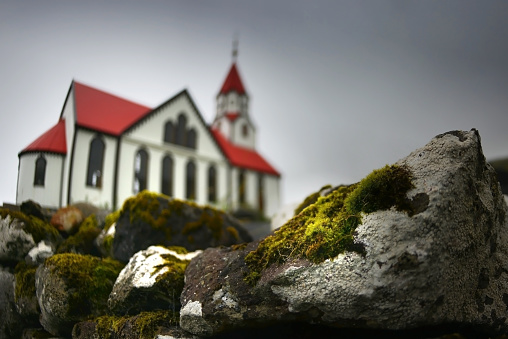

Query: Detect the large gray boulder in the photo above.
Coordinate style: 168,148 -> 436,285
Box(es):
0,267 -> 23,338
180,129 -> 508,337
108,246 -> 201,315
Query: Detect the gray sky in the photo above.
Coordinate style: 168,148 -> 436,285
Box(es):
1,1 -> 507,207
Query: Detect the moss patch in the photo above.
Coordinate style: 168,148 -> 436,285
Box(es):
14,261 -> 37,302
294,185 -> 332,216
103,209 -> 120,231
45,253 -> 124,317
57,214 -> 101,255
95,310 -> 179,339
0,208 -> 61,244
153,251 -> 189,310
182,206 -> 225,240
244,164 -> 414,285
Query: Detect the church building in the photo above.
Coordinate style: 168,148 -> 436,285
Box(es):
16,58 -> 281,218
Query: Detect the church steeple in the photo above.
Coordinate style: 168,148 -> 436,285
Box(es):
213,41 -> 256,150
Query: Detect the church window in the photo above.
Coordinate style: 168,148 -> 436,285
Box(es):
208,165 -> 217,203
258,174 -> 264,214
187,128 -> 197,149
164,121 -> 175,144
242,124 -> 249,137
86,136 -> 105,188
161,155 -> 173,196
134,149 -> 148,193
186,160 -> 196,200
34,155 -> 46,186
176,114 -> 187,146
238,170 -> 246,205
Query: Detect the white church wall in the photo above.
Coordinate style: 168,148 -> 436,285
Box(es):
16,153 -> 64,209
68,129 -> 117,209
264,174 -> 281,218
231,116 -> 255,149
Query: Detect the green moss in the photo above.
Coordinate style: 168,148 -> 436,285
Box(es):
120,191 -> 197,240
244,164 -> 414,285
294,184 -> 332,216
226,226 -> 240,241
95,310 -> 179,339
14,261 -> 37,302
0,208 -> 60,244
153,252 -> 189,307
57,214 -> 101,254
164,245 -> 188,254
182,207 -> 225,240
45,253 -> 124,317
102,234 -> 114,254
103,209 -> 120,231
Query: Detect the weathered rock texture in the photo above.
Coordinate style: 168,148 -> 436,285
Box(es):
112,191 -> 252,262
108,246 -> 201,315
180,129 -> 508,337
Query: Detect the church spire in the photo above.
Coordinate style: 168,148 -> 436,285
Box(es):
232,36 -> 238,62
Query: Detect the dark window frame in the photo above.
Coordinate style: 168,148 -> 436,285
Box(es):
161,154 -> 173,196
34,154 -> 47,186
134,148 -> 149,193
86,136 -> 105,188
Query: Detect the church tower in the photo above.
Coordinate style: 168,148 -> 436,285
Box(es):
213,42 -> 256,150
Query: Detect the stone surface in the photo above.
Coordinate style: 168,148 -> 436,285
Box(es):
50,206 -> 83,233
0,266 -> 23,338
26,240 -> 54,265
0,214 -> 35,264
180,129 -> 508,337
108,246 -> 201,315
112,191 -> 252,263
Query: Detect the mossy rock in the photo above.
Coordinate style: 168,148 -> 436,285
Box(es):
244,164 -> 414,285
293,184 -> 333,216
73,310 -> 180,339
14,261 -> 40,323
57,214 -> 102,256
112,191 -> 252,262
36,253 -> 124,336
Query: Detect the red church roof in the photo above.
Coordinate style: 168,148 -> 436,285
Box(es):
211,129 -> 280,176
74,82 -> 152,136
21,119 -> 67,155
219,63 -> 246,95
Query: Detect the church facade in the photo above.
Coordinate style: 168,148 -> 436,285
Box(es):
16,62 -> 281,217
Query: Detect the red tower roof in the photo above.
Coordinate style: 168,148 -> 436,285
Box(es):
74,82 -> 152,136
219,63 -> 246,95
20,119 -> 67,155
211,129 -> 280,176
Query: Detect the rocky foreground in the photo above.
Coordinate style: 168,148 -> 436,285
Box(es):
2,129 -> 508,338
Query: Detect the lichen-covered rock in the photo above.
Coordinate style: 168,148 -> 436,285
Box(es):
108,246 -> 201,315
26,240 -> 54,266
111,191 -> 252,262
35,253 -> 124,336
0,209 -> 61,265
180,129 -> 508,337
50,206 -> 83,233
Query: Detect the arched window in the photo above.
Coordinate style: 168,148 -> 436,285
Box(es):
161,155 -> 173,196
86,136 -> 105,188
187,128 -> 197,149
34,155 -> 46,186
238,170 -> 246,205
176,114 -> 187,146
164,121 -> 175,144
258,174 -> 264,214
242,124 -> 249,138
134,149 -> 148,193
208,165 -> 217,203
186,160 -> 196,200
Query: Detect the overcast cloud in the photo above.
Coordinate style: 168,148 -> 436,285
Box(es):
1,1 -> 507,207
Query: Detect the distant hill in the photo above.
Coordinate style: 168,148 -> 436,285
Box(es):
489,158 -> 508,194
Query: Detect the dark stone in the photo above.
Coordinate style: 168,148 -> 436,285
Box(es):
112,193 -> 252,263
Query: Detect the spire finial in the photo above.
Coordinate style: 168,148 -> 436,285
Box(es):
232,34 -> 239,62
